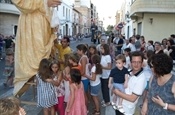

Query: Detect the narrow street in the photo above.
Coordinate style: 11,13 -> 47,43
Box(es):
0,37 -> 141,115
0,37 -> 115,115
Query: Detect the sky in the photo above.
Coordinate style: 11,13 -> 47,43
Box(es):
91,0 -> 124,29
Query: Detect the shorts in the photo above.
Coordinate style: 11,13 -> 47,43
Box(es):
82,79 -> 89,92
113,83 -> 125,93
90,83 -> 101,96
145,81 -> 149,90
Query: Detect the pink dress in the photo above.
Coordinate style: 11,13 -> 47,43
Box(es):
65,82 -> 87,115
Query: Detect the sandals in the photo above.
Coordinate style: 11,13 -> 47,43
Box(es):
101,102 -> 111,107
92,111 -> 100,115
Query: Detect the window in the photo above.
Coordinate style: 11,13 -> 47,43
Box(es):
138,22 -> 142,35
66,8 -> 68,20
127,26 -> 130,39
13,25 -> 18,36
133,28 -> 136,36
63,6 -> 65,17
69,9 -> 70,20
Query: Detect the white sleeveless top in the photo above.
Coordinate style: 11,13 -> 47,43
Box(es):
79,55 -> 90,80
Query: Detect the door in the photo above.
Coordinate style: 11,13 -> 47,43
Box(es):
138,22 -> 142,35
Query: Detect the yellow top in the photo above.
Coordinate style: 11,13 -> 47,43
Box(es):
56,44 -> 72,70
12,0 -> 55,96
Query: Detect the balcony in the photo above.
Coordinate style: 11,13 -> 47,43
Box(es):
0,0 -> 20,15
130,0 -> 175,19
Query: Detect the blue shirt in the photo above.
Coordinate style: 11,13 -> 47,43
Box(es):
109,67 -> 129,83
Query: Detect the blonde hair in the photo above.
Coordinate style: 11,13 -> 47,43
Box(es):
0,97 -> 20,115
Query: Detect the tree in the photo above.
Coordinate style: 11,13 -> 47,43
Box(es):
105,25 -> 114,35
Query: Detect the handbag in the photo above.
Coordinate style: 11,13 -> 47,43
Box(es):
50,7 -> 60,28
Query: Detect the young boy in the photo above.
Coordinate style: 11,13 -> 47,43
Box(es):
0,97 -> 26,115
108,54 -> 129,113
123,48 -> 131,70
3,48 -> 14,87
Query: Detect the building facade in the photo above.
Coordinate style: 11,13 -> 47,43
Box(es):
0,0 -> 20,36
122,0 -> 133,39
72,8 -> 81,35
0,0 -> 101,37
130,0 -> 175,41
58,0 -> 73,36
74,0 -> 91,34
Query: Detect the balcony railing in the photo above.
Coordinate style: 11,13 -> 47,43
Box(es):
0,0 -> 12,4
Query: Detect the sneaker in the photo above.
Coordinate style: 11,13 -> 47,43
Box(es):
118,105 -> 125,113
118,108 -> 125,113
111,101 -> 116,106
101,102 -> 110,107
112,105 -> 118,110
101,100 -> 105,104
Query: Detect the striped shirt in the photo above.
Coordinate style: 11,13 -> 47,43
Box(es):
36,73 -> 58,108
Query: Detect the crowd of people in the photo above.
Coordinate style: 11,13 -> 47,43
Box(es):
37,34 -> 175,115
0,34 -> 15,88
1,33 -> 175,115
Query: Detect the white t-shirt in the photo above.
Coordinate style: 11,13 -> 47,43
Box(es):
122,70 -> 147,114
90,65 -> 101,86
124,56 -> 130,69
100,55 -> 111,79
127,43 -> 136,52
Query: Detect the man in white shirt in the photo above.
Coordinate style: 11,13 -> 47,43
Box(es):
113,51 -> 147,115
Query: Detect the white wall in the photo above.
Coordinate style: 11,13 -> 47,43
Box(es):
0,13 -> 19,36
57,0 -> 73,36
132,13 -> 175,42
123,0 -> 133,38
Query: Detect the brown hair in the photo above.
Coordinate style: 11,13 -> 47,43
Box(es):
50,60 -> 61,71
0,97 -> 20,115
115,54 -> 126,63
38,58 -> 52,82
69,53 -> 80,64
91,54 -> 102,74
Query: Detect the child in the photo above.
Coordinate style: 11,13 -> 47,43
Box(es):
0,97 -> 26,115
88,45 -> 98,65
3,48 -> 14,87
65,69 -> 87,115
48,60 -> 65,115
36,58 -> 57,115
76,44 -> 90,107
68,53 -> 81,71
123,48 -> 131,70
86,54 -> 102,115
108,54 -> 129,113
62,53 -> 71,104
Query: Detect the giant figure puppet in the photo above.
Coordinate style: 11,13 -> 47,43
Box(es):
12,0 -> 62,96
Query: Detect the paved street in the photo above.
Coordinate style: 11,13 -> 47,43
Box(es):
0,37 -> 140,115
